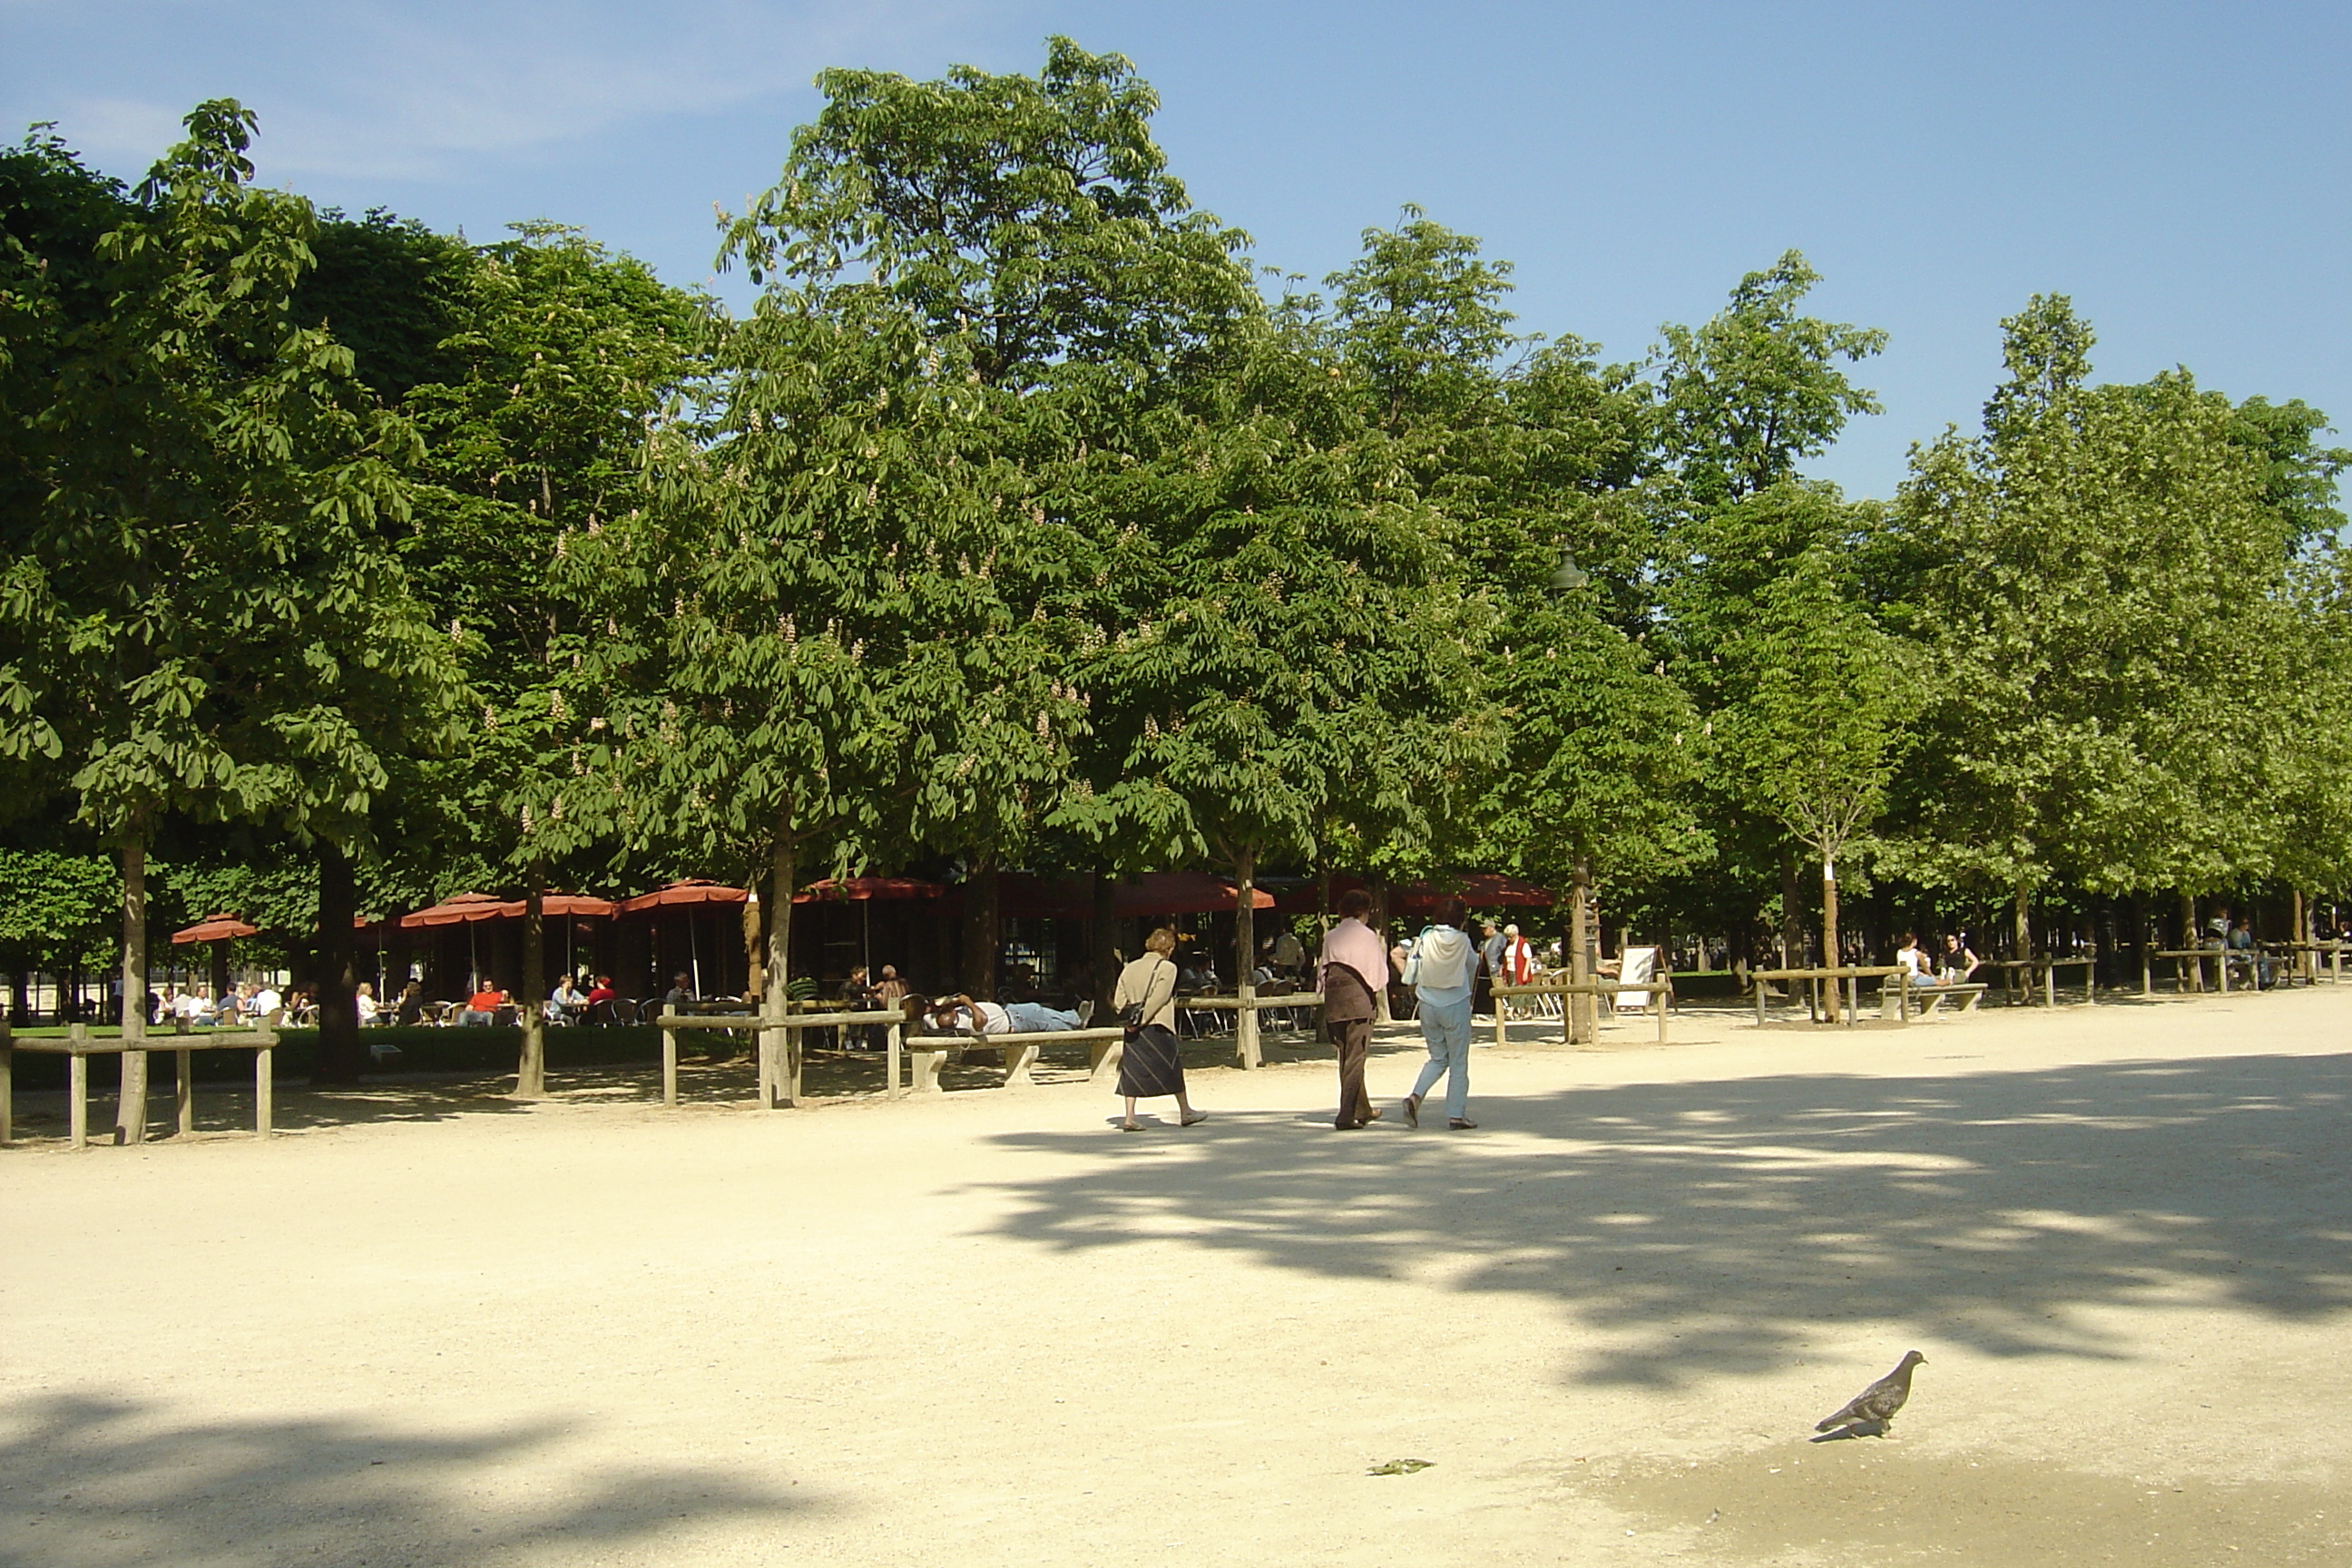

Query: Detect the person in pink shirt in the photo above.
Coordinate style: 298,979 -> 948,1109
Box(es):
1319,889 -> 1391,1129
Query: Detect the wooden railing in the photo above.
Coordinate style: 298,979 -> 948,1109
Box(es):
1,1020 -> 282,1147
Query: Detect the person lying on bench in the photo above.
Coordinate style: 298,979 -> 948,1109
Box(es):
907,993 -> 1084,1037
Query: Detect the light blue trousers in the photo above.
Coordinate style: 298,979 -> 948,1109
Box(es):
1004,1002 -> 1079,1032
1410,994 -> 1474,1121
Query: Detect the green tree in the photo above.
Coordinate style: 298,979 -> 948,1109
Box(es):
0,848 -> 117,1022
1654,250 -> 1886,508
1714,546 -> 1915,1012
5,103 -> 457,1132
1890,295 -> 2301,952
1078,314 -> 1495,1034
395,223 -> 702,1094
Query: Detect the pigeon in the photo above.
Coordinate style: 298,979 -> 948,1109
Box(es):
1815,1350 -> 1926,1434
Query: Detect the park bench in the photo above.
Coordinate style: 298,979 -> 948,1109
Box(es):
1,1019 -> 282,1148
896,1026 -> 1130,1095
1749,965 -> 1907,1027
2147,947 -> 2273,995
1881,982 -> 1989,1018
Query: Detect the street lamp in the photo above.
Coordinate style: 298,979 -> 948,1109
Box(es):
1549,548 -> 1590,595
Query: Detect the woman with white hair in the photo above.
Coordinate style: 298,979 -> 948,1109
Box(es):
1113,926 -> 1203,1132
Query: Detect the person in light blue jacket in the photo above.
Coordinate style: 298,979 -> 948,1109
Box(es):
1401,896 -> 1479,1130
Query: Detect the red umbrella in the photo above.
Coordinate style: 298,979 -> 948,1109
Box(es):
397,892 -> 514,929
537,893 -> 620,917
794,877 -> 946,904
172,913 -> 259,944
993,872 -> 1273,917
1114,872 -> 1273,916
1393,873 -> 1553,913
618,877 -> 749,912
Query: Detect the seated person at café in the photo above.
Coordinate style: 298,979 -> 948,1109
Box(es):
396,979 -> 427,1025
174,985 -> 217,1025
459,981 -> 507,1025
548,974 -> 586,1023
907,992 -> 1084,1037
355,980 -> 380,1025
662,972 -> 696,1011
247,980 -> 284,1024
583,974 -> 620,1022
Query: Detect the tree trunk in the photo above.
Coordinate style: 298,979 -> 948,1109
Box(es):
763,826 -> 799,1107
514,873 -> 547,1099
742,888 -> 766,1000
1089,870 -> 1119,1024
2180,891 -> 2200,991
1234,848 -> 1259,1069
113,835 -> 149,1144
2014,884 -> 2032,962
1821,852 -> 1841,1024
313,843 -> 363,1085
961,859 -> 999,1000
1570,857 -> 1592,1044
1779,853 -> 1802,968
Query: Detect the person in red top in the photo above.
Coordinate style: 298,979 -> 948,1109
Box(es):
1501,924 -> 1535,985
583,975 -> 620,1024
460,982 -> 507,1026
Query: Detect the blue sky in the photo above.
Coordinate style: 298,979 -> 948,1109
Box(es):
5,1 -> 2346,497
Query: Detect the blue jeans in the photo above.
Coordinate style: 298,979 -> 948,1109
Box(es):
1004,1002 -> 1079,1033
1410,994 -> 1474,1120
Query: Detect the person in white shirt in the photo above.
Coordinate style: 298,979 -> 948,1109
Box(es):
249,983 -> 284,1022
916,993 -> 1082,1035
1895,932 -> 1938,986
355,981 -> 380,1024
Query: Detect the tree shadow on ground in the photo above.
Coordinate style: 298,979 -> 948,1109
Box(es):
975,1052 -> 2352,1387
0,1391 -> 804,1567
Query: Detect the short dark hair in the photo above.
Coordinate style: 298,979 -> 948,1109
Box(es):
1438,897 -> 1470,929
1338,889 -> 1373,919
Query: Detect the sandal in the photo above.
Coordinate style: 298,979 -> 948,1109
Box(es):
1119,1119 -> 1142,1132
1180,1111 -> 1208,1127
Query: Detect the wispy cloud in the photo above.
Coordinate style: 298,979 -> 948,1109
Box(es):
9,0 -> 1014,181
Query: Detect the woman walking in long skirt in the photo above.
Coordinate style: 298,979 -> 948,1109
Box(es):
1115,926 -> 1205,1132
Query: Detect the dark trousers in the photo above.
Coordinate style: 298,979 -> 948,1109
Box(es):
1324,964 -> 1378,1127
1333,1014 -> 1374,1126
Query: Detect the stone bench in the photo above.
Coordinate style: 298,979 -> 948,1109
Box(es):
897,1027 -> 1130,1095
1881,983 -> 1988,1019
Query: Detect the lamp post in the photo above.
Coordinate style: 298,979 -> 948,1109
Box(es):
1549,550 -> 1590,596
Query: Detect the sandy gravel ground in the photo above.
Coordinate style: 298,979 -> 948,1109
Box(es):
4,986 -> 2350,1567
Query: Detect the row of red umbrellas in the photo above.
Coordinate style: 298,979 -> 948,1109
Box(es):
170,869 -> 1549,945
